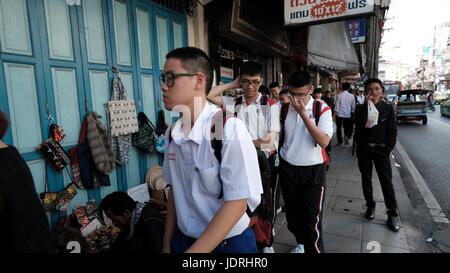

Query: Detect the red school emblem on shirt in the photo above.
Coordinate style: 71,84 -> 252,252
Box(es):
168,152 -> 176,161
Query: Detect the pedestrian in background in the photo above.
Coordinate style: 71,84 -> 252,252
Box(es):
355,89 -> 365,105
427,91 -> 435,111
323,90 -> 335,115
313,87 -> 323,100
335,82 -> 356,146
0,110 -> 51,252
269,81 -> 281,100
354,78 -> 401,232
279,89 -> 290,105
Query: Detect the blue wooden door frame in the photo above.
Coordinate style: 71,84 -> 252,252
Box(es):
0,0 -> 187,225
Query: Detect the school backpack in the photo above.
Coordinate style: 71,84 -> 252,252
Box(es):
279,100 -> 331,169
168,109 -> 274,247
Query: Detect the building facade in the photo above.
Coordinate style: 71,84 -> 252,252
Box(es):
0,0 -> 189,224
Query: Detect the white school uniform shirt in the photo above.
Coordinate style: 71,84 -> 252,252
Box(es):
162,103 -> 263,239
280,97 -> 333,166
222,93 -> 280,139
335,90 -> 356,118
221,94 -> 280,157
356,95 -> 365,105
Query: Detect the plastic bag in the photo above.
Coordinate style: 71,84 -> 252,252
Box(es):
365,100 -> 379,128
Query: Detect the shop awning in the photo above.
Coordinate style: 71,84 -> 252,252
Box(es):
307,21 -> 360,72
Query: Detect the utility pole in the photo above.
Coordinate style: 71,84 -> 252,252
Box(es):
432,25 -> 437,91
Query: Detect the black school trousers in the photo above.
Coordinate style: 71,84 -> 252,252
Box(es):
278,158 -> 326,253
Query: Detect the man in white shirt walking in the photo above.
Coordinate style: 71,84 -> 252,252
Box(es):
335,82 -> 356,146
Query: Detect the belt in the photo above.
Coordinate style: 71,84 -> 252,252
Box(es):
367,143 -> 386,148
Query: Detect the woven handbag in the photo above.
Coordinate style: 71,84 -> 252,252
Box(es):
107,76 -> 138,137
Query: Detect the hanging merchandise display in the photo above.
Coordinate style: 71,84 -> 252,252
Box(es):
37,124 -> 70,171
37,138 -> 70,171
86,112 -> 116,174
107,76 -> 135,165
107,76 -> 138,137
132,112 -> 157,153
40,180 -> 78,212
70,114 -> 111,190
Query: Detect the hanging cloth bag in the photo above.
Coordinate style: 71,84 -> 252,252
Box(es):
86,112 -> 116,174
132,112 -> 157,153
70,114 -> 111,189
107,77 -> 138,137
40,168 -> 78,212
37,124 -> 71,171
107,76 -> 134,165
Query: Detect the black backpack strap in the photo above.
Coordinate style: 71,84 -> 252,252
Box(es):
167,123 -> 175,145
313,100 -> 322,126
210,110 -> 233,199
278,103 -> 290,152
313,100 -> 322,147
234,96 -> 243,117
260,95 -> 269,106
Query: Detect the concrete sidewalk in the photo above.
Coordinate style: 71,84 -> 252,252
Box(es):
272,140 -> 427,253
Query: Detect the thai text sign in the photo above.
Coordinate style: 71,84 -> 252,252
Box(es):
285,0 -> 375,25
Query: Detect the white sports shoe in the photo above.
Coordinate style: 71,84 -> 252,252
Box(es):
276,207 -> 282,215
290,244 -> 305,253
262,246 -> 275,253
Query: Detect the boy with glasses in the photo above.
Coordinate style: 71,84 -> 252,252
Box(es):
160,47 -> 263,253
278,71 -> 333,253
207,61 -> 280,253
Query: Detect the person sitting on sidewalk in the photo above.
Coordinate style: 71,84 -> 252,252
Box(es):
354,78 -> 401,232
278,71 -> 333,253
99,191 -> 165,253
161,47 -> 263,253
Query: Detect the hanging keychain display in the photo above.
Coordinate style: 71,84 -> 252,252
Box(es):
37,103 -> 70,171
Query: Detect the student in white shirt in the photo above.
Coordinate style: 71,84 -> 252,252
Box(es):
278,71 -> 333,253
160,47 -> 262,253
207,61 -> 280,253
269,81 -> 281,101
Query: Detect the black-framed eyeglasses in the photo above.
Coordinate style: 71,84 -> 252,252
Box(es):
160,72 -> 199,87
240,79 -> 261,87
288,91 -> 309,98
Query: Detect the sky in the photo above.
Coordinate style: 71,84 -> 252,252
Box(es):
380,0 -> 450,67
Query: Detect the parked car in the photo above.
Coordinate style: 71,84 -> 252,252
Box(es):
395,89 -> 429,125
441,100 -> 450,117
